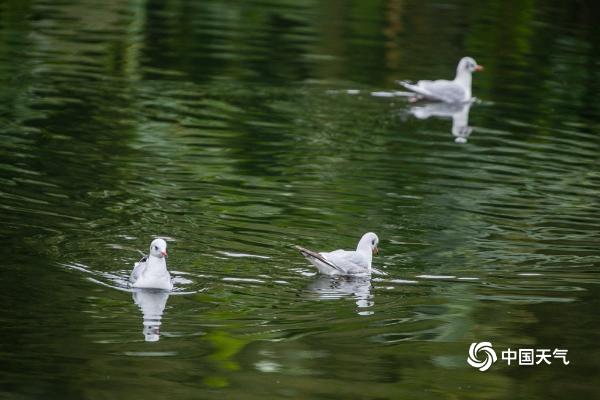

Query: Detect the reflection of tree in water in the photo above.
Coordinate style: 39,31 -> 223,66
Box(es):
0,0 -> 148,233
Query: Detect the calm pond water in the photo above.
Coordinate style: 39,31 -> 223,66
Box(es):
1,0 -> 600,399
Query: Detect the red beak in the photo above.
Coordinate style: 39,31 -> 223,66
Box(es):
162,251 -> 168,257
475,64 -> 484,72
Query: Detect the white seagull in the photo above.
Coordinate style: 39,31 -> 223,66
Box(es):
296,232 -> 380,276
398,57 -> 483,103
129,238 -> 173,291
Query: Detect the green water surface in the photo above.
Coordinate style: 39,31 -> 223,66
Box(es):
1,0 -> 599,399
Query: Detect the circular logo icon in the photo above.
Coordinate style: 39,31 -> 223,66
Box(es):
467,342 -> 497,372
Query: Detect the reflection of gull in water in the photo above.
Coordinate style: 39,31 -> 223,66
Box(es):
409,101 -> 474,143
305,275 -> 373,314
132,289 -> 170,342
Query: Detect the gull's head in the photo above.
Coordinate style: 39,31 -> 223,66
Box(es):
149,238 -> 168,258
458,57 -> 483,73
359,232 -> 379,255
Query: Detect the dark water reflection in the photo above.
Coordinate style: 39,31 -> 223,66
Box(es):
1,0 -> 600,399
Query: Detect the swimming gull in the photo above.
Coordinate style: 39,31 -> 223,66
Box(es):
398,57 -> 483,103
296,232 -> 380,276
129,238 -> 173,291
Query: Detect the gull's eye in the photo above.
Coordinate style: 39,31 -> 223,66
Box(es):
154,246 -> 158,251
372,240 -> 375,245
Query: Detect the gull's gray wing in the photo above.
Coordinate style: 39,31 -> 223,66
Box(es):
399,79 -> 465,103
417,80 -> 466,103
296,245 -> 344,273
129,255 -> 148,283
322,250 -> 370,275
398,80 -> 432,99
